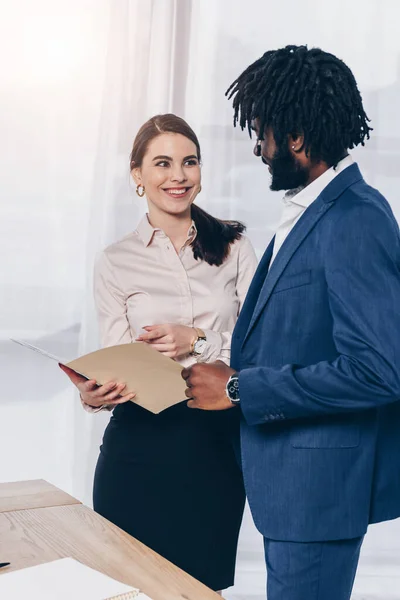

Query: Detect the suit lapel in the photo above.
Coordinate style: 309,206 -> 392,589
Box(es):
242,163 -> 364,347
231,237 -> 274,365
235,236 -> 275,332
242,237 -> 275,312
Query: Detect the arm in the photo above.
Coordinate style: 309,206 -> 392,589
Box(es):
81,251 -> 134,413
239,203 -> 400,426
94,252 -> 133,348
137,236 -> 258,364
198,236 -> 259,364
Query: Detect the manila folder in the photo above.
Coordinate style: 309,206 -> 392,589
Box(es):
12,339 -> 188,414
66,343 -> 188,414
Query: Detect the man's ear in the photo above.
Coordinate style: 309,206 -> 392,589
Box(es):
288,133 -> 305,153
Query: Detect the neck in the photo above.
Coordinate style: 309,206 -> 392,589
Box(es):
147,208 -> 192,250
305,153 -> 348,186
306,161 -> 330,185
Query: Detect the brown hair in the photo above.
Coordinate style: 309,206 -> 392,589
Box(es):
130,114 -> 245,266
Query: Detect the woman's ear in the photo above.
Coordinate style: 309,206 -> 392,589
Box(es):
130,167 -> 142,187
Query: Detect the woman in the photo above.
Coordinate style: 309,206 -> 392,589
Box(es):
61,114 -> 257,592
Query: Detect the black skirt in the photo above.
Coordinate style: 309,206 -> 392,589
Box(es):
93,400 -> 245,591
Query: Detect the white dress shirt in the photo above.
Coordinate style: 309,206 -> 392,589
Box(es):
270,155 -> 354,266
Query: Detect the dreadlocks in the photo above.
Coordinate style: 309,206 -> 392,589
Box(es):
226,45 -> 372,167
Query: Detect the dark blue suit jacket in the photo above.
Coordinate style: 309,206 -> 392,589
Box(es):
231,163 -> 400,542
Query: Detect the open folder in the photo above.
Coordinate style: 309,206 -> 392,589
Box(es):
11,339 -> 188,414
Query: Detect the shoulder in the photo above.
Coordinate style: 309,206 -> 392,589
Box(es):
94,230 -> 141,280
99,230 -> 141,265
227,232 -> 251,254
104,229 -> 141,255
343,183 -> 396,230
323,174 -> 397,232
231,234 -> 258,267
323,182 -> 400,260
238,232 -> 257,252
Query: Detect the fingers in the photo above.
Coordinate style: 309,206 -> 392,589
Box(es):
61,362 -> 136,407
142,343 -> 178,358
99,382 -> 127,401
107,391 -> 136,405
187,399 -> 210,410
83,383 -> 136,407
181,367 -> 191,381
181,364 -> 201,386
136,325 -> 167,342
82,381 -> 134,404
82,380 -> 99,392
80,379 -> 114,396
142,343 -> 174,352
136,331 -> 162,342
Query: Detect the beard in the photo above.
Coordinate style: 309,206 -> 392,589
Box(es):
267,145 -> 309,191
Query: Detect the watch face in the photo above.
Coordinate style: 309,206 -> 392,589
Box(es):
194,338 -> 207,355
227,376 -> 240,401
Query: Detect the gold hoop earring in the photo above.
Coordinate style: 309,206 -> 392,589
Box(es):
136,184 -> 145,197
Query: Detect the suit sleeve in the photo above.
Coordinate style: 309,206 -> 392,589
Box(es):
239,202 -> 400,426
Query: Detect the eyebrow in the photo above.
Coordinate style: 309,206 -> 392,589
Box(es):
152,155 -> 199,162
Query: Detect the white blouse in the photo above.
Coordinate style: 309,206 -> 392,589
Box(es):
94,214 -> 258,368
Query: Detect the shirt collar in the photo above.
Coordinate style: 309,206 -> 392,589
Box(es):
136,214 -> 197,247
184,222 -> 197,246
283,155 -> 354,209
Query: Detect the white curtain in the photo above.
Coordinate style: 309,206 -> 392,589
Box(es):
2,1 -> 400,597
72,0 -> 190,509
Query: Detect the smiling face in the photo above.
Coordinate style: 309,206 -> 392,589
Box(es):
132,132 -> 201,220
252,119 -> 309,191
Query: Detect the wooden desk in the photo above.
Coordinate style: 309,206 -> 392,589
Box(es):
0,480 -> 220,600
0,479 -> 80,513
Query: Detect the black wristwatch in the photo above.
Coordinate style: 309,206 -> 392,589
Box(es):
226,373 -> 240,405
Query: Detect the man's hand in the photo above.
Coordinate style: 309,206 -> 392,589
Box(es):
181,360 -> 236,410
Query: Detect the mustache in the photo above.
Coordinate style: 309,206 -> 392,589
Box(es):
261,156 -> 270,166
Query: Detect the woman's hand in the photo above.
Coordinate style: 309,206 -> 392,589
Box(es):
59,364 -> 136,408
136,324 -> 197,359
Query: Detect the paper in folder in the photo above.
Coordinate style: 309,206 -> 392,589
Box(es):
0,557 -> 153,600
11,339 -> 187,414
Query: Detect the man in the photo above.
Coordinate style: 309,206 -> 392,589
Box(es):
182,45 -> 400,600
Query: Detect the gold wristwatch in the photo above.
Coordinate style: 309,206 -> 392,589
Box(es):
191,327 -> 207,357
